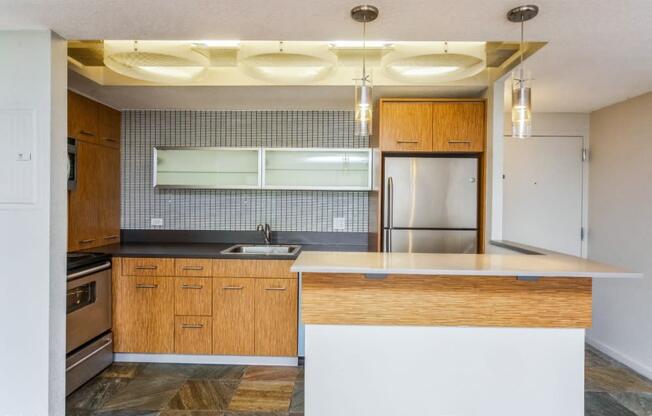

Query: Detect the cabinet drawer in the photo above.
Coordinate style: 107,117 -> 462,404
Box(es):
212,259 -> 295,279
255,278 -> 298,356
213,278 -> 255,355
175,258 -> 213,277
175,316 -> 212,355
175,277 -> 212,316
121,257 -> 174,276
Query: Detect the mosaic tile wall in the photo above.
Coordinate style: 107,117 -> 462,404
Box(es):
121,110 -> 369,232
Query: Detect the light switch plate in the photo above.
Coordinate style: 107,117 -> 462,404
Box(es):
333,217 -> 346,231
151,218 -> 163,226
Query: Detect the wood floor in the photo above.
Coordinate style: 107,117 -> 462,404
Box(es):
66,345 -> 652,415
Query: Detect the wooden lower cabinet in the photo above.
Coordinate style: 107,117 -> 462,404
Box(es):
113,257 -> 298,357
255,279 -> 298,356
113,264 -> 174,353
175,316 -> 212,354
213,278 -> 255,355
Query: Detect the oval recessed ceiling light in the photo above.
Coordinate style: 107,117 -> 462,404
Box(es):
104,41 -> 210,84
240,43 -> 337,84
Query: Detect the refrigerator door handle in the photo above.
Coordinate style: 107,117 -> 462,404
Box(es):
387,176 -> 394,252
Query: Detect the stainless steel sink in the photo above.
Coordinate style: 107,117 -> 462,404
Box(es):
220,244 -> 301,256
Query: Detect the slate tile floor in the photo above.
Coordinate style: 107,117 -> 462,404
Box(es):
67,345 -> 652,416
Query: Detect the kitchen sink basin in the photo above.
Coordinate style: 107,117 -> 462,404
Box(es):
220,244 -> 301,256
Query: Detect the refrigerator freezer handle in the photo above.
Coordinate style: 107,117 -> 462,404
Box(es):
386,176 -> 394,252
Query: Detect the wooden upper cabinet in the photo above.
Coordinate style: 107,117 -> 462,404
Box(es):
68,91 -> 99,143
432,102 -> 485,152
254,278 -> 298,356
98,104 -> 121,149
379,101 -> 433,152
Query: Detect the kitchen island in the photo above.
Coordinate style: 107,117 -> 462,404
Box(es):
291,251 -> 640,416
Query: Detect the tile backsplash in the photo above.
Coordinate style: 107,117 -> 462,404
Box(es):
121,110 -> 369,232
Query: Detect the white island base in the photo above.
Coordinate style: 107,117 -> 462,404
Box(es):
305,325 -> 585,416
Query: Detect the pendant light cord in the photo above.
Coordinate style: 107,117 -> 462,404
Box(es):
362,20 -> 367,81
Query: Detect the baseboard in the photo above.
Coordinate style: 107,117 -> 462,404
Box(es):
586,336 -> 652,380
114,353 -> 298,367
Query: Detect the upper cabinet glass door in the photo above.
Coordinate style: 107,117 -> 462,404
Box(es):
263,148 -> 372,190
154,147 -> 261,189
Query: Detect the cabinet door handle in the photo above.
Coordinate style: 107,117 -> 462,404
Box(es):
222,286 -> 244,290
103,235 -> 119,240
79,239 -> 96,244
135,265 -> 157,270
182,266 -> 204,271
103,137 -> 118,143
181,284 -> 203,290
397,140 -> 419,144
265,287 -> 287,291
448,140 -> 471,144
135,283 -> 158,289
79,130 -> 95,137
181,323 -> 204,329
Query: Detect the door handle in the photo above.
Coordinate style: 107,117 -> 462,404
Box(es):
181,323 -> 204,329
222,286 -> 244,290
181,284 -> 203,290
448,140 -> 471,144
397,140 -> 419,144
79,239 -> 96,244
79,130 -> 95,137
386,176 -> 394,253
182,266 -> 204,271
265,287 -> 287,291
135,265 -> 157,270
135,284 -> 158,289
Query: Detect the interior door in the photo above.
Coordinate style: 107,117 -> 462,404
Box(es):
503,136 -> 584,256
384,157 -> 478,229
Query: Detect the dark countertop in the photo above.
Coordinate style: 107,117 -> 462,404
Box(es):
80,242 -> 371,260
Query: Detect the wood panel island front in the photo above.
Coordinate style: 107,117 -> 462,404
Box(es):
292,251 -> 640,416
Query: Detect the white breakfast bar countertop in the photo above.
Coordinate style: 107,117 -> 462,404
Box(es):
290,251 -> 642,278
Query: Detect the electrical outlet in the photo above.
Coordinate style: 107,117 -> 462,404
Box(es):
151,218 -> 163,226
333,217 -> 346,231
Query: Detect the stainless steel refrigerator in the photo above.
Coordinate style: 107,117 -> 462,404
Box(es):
383,156 -> 478,253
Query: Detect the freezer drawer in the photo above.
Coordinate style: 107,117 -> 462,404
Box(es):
384,157 -> 478,229
385,229 -> 477,253
66,332 -> 113,395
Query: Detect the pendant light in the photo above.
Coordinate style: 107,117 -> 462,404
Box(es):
351,5 -> 378,137
507,5 -> 538,138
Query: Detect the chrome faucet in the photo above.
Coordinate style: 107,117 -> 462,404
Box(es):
256,223 -> 272,245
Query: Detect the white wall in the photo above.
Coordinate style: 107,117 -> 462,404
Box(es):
587,92 -> 652,379
0,31 -> 67,416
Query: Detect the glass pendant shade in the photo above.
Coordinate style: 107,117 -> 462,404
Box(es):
511,68 -> 532,139
354,78 -> 373,136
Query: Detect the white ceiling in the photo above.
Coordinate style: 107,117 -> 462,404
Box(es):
3,0 -> 652,112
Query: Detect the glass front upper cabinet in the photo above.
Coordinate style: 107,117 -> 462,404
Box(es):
154,147 -> 261,189
263,148 -> 372,190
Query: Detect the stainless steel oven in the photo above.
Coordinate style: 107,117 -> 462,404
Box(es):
66,254 -> 113,395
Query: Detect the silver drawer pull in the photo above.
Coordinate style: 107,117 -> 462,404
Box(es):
135,265 -> 157,270
182,266 -> 204,271
265,287 -> 287,291
79,130 -> 95,136
135,283 -> 158,289
397,140 -> 419,144
181,284 -> 203,290
448,140 -> 471,144
181,323 -> 204,329
79,239 -> 96,244
104,235 -> 119,240
223,286 -> 244,290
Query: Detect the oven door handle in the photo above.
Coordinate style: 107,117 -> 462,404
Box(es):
67,261 -> 111,280
66,338 -> 113,372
